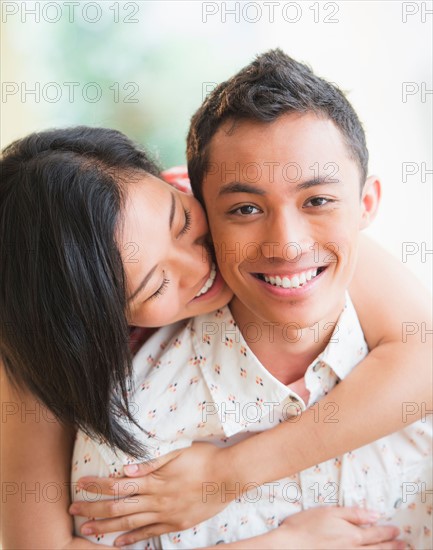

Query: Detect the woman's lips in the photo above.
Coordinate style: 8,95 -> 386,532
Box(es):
195,262 -> 217,297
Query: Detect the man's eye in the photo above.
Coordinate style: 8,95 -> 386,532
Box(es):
304,197 -> 334,207
229,205 -> 261,216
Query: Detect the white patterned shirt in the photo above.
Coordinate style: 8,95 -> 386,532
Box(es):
72,296 -> 433,549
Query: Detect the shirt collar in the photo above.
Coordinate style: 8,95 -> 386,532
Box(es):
190,293 -> 367,437
191,306 -> 294,436
317,292 -> 368,379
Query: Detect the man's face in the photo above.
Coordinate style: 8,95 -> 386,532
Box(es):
203,112 -> 379,328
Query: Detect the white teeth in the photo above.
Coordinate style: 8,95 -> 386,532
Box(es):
195,263 -> 217,297
282,277 -> 291,289
263,268 -> 322,289
292,276 -> 300,289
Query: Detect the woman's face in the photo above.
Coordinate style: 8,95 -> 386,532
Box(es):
120,173 -> 233,327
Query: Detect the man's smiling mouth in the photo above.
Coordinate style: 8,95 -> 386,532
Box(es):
254,266 -> 327,289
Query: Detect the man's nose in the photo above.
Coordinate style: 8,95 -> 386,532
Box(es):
261,211 -> 309,261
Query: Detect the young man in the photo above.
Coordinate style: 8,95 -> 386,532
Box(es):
71,51 -> 432,548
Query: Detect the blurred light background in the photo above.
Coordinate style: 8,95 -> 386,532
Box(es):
2,0 -> 432,290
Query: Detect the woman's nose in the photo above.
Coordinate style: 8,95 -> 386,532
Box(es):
175,239 -> 210,290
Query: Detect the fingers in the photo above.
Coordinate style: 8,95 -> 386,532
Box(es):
76,476 -> 149,497
70,495 -> 155,519
77,513 -> 159,538
114,524 -> 174,547
124,451 -> 182,477
363,541 -> 406,550
336,506 -> 382,525
360,525 -> 401,546
76,451 -> 183,493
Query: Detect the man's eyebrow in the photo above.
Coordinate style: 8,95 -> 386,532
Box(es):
218,182 -> 266,197
218,177 -> 339,197
128,192 -> 176,303
296,176 -> 340,190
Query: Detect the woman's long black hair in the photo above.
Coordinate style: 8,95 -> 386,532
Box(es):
0,126 -> 160,458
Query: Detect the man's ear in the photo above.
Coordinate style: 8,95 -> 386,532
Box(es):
360,176 -> 381,229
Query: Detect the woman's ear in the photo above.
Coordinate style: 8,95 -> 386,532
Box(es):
360,175 -> 381,229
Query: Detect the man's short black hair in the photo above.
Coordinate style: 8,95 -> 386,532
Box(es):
187,49 -> 369,202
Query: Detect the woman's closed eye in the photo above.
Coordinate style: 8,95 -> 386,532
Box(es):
147,273 -> 170,301
178,208 -> 192,236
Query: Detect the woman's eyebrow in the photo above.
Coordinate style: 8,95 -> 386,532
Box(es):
168,191 -> 176,229
128,192 -> 176,303
128,265 -> 158,303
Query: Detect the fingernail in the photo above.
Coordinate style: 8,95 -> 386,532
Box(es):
81,526 -> 94,535
366,509 -> 381,520
124,464 -> 138,474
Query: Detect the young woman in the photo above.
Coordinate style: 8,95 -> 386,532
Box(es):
1,127 -> 429,549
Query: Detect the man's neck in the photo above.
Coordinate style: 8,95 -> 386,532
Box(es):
229,296 -> 346,385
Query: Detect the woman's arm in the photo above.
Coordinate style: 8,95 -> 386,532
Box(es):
73,234 -> 432,542
1,368 -> 402,550
0,367 -> 111,549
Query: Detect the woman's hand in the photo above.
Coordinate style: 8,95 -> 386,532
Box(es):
71,443 -> 233,542
263,507 -> 405,550
70,451 -> 405,550
71,482 -> 405,550
217,508 -> 404,550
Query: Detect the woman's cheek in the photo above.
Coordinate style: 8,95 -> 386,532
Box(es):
155,296 -> 182,326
